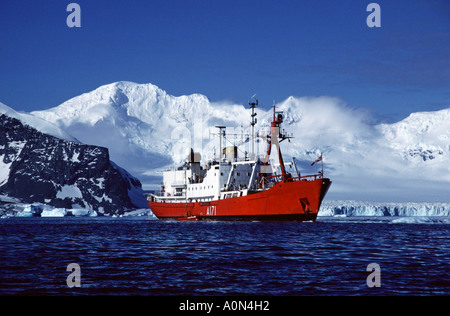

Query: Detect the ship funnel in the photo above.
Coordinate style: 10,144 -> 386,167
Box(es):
188,148 -> 201,163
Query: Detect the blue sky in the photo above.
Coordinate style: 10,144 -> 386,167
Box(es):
0,0 -> 449,122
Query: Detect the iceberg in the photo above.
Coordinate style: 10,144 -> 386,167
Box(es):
40,207 -> 98,217
41,208 -> 68,217
15,203 -> 52,217
70,208 -> 98,216
122,208 -> 157,217
16,204 -> 41,217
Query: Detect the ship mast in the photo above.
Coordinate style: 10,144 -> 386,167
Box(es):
264,103 -> 292,182
215,126 -> 226,161
249,95 -> 258,160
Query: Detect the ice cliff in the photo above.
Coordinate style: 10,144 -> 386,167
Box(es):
319,200 -> 450,217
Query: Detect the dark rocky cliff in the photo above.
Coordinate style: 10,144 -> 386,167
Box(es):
0,114 -> 146,215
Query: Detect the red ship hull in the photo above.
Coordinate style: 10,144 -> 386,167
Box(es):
148,177 -> 331,221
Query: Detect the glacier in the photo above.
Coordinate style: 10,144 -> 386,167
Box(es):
319,200 -> 450,217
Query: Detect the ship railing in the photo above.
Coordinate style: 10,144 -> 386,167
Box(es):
148,194 -> 188,203
290,173 -> 324,181
262,173 -> 323,183
261,174 -> 283,182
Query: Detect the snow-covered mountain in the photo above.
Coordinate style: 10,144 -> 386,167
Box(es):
31,81 -> 250,187
25,81 -> 450,202
0,104 -> 147,214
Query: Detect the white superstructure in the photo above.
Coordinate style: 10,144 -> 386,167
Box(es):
158,147 -> 275,203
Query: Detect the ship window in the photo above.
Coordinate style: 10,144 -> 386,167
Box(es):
220,172 -> 223,176
237,172 -> 240,176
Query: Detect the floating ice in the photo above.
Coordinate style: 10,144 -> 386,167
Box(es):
390,217 -> 450,224
70,208 -> 98,216
41,208 -> 68,217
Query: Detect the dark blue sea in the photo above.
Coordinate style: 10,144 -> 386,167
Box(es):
0,216 -> 449,296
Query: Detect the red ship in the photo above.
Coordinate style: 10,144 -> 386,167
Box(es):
147,99 -> 331,221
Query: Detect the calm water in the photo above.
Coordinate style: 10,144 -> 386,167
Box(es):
0,216 -> 448,296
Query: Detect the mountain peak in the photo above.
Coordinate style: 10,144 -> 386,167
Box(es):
31,81 -> 211,127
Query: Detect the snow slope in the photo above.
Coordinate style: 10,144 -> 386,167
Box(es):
28,81 -> 450,202
0,102 -> 77,142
